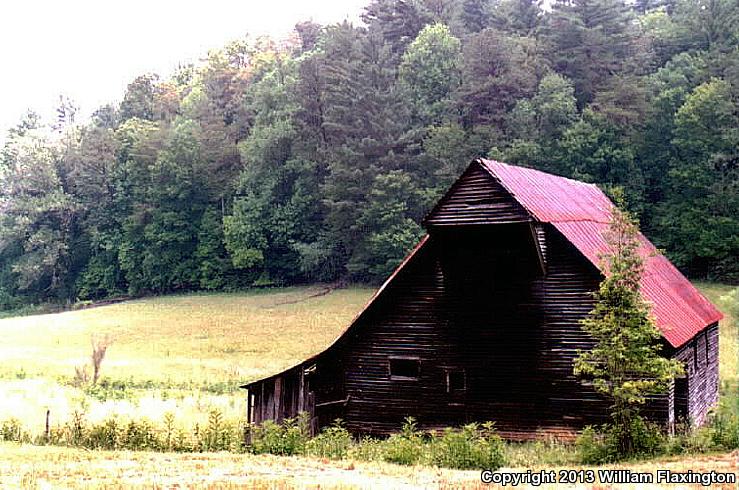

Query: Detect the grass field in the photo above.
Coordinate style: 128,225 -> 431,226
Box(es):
0,286 -> 373,439
695,283 -> 738,388
0,286 -> 374,384
0,443 -> 735,489
0,283 -> 736,488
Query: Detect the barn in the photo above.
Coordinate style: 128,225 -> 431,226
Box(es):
242,159 -> 723,439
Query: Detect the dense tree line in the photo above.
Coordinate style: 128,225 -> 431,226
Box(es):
1,0 -> 737,308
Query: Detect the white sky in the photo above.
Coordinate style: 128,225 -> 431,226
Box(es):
0,0 -> 367,141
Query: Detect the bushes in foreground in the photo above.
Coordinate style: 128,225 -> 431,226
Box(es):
430,422 -> 505,470
576,402 -> 739,464
1,403 -> 735,469
249,413 -> 310,456
576,417 -> 664,465
0,411 -> 506,470
0,409 -> 244,452
246,416 -> 506,470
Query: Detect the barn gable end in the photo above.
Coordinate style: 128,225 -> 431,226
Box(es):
424,163 -> 531,227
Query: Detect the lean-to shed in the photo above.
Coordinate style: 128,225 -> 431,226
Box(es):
242,159 -> 723,439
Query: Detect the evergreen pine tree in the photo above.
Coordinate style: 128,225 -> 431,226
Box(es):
574,198 -> 683,456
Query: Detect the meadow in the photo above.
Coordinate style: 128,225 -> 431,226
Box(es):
0,283 -> 736,488
0,286 -> 373,433
0,443 -> 736,489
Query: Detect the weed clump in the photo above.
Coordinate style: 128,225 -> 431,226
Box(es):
305,420 -> 353,459
0,418 -> 29,443
248,413 -> 310,456
431,422 -> 505,470
381,417 -> 427,465
577,396 -> 739,464
576,417 -> 664,464
0,400 -> 735,470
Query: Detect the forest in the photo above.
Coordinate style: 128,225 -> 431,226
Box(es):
0,0 -> 737,308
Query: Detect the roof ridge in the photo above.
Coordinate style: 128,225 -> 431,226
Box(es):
480,158 -> 601,188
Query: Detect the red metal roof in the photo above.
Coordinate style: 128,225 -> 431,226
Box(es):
480,159 -> 723,348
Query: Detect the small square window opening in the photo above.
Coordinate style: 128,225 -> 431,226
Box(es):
389,357 -> 420,379
447,369 -> 466,392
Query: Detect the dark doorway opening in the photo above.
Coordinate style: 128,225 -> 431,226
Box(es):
674,376 -> 689,425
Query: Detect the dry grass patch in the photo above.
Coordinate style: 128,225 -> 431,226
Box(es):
0,442 -> 487,489
0,443 -> 736,489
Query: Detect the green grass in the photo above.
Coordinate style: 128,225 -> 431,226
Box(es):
693,282 -> 738,389
0,286 -> 373,439
0,286 -> 374,385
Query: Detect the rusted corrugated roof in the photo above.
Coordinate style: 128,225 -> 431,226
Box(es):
480,159 -> 723,348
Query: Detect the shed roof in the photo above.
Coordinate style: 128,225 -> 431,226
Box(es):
479,159 -> 723,347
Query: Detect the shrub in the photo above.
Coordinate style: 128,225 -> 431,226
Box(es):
613,416 -> 664,457
664,425 -> 714,455
576,426 -> 615,464
198,408 -> 238,452
162,412 -> 179,451
305,420 -> 353,459
708,397 -> 739,450
67,409 -> 88,446
576,417 -> 665,464
248,413 -> 310,456
86,417 -> 123,449
431,422 -> 505,470
505,438 -> 577,467
381,417 -> 427,466
0,418 -> 28,442
84,378 -> 132,401
122,419 -> 161,450
349,436 -> 385,462
382,433 -> 424,465
173,427 -> 194,452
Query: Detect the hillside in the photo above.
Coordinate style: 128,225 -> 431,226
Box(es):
0,286 -> 373,385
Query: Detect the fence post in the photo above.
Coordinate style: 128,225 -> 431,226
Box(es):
45,409 -> 50,442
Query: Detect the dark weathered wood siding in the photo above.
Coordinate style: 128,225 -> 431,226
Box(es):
333,225 -> 649,438
671,322 -> 720,427
424,164 -> 530,227
248,366 -> 311,427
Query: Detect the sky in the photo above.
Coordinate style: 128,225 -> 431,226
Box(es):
0,0 -> 368,141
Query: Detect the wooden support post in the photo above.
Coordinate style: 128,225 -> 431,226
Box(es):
274,377 -> 283,422
45,409 -> 50,442
298,370 -> 305,413
244,393 -> 254,446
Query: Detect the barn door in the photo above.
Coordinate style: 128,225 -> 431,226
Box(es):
312,362 -> 348,431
